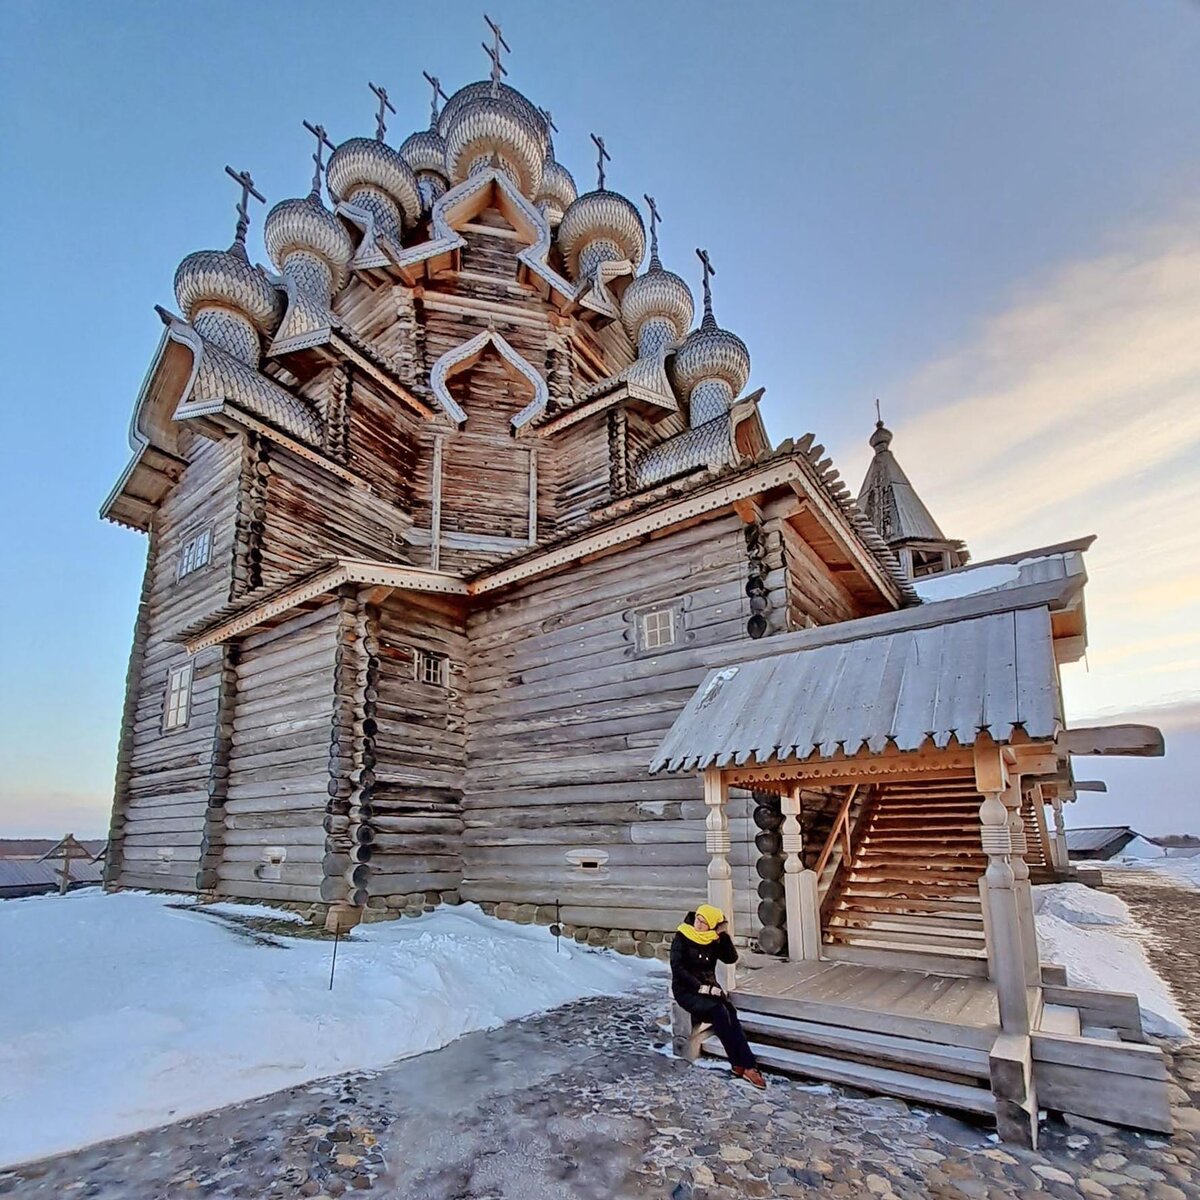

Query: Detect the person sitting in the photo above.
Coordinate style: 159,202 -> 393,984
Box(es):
670,903 -> 766,1089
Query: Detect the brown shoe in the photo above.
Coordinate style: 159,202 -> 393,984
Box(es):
738,1067 -> 767,1089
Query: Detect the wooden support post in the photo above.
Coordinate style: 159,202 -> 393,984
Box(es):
989,1033 -> 1039,1150
1049,795 -> 1069,872
703,766 -> 736,991
781,786 -> 820,960
975,750 -> 1031,1033
1005,781 -> 1042,988
430,434 -> 445,571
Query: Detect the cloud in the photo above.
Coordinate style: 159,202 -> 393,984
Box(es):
881,207 -> 1200,718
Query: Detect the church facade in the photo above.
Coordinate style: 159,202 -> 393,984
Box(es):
102,40 -> 955,947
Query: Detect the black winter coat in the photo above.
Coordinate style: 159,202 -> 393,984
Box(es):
670,911 -> 739,1008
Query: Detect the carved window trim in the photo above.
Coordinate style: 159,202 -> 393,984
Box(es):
428,328 -> 549,428
629,600 -> 688,657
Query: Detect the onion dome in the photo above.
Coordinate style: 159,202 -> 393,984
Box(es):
557,190 -> 645,282
400,126 -> 449,209
535,156 -> 577,228
174,246 -> 281,366
327,137 -> 422,242
672,249 -> 750,427
174,168 -> 282,366
621,198 -> 693,357
441,85 -> 547,197
264,193 -> 354,302
437,80 -> 547,143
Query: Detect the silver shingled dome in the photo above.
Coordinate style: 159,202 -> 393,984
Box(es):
672,316 -> 751,399
556,190 -> 646,281
174,246 -> 281,334
326,137 -> 422,234
535,157 -> 577,225
621,264 -> 694,342
437,80 -> 548,142
442,90 -> 547,198
263,195 -> 354,292
399,125 -> 449,181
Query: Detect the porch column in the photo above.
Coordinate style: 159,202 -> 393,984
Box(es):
703,766 -> 736,991
1049,795 -> 1069,872
1004,781 -> 1042,986
975,754 -> 1032,1033
782,785 -> 820,961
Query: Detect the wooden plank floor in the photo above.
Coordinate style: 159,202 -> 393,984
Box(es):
737,959 -> 1000,1029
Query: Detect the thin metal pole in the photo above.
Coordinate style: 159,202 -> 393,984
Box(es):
555,898 -> 561,953
329,928 -> 341,990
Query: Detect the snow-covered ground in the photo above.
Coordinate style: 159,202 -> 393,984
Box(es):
1103,853 -> 1200,888
1033,881 -> 1189,1040
0,890 -> 661,1169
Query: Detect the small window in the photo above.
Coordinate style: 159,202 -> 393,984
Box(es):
640,607 -> 676,651
178,528 -> 212,579
163,662 -> 193,731
414,649 -> 447,687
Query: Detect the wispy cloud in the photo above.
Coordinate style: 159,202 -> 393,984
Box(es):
878,207 -> 1200,718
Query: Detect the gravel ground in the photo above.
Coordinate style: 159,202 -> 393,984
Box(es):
3,872 -> 1198,1199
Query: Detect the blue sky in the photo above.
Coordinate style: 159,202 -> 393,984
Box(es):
2,1 -> 1198,837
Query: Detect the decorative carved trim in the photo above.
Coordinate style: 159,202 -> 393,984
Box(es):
428,328 -> 549,428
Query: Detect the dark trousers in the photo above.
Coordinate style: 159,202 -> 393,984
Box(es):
680,994 -> 758,1071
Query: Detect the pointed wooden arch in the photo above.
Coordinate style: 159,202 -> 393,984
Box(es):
428,328 -> 549,428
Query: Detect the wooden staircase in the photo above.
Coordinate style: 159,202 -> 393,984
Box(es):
822,777 -> 988,972
712,984 -> 996,1117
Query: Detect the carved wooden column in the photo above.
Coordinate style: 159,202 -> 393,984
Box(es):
703,766 -> 736,991
781,786 -> 820,961
976,747 -> 1038,1148
1049,794 -> 1069,872
1005,781 -> 1041,984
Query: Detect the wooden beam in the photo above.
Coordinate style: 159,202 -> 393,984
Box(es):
1061,724 -> 1165,757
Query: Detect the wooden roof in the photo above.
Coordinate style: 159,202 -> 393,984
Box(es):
651,600 -> 1063,774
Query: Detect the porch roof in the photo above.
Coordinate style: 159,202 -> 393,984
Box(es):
650,604 -> 1062,774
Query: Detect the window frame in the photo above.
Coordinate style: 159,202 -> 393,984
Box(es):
413,648 -> 448,688
163,661 -> 194,732
640,607 -> 677,651
177,525 -> 214,581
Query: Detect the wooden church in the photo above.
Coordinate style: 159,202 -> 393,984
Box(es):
101,23 -> 1170,1142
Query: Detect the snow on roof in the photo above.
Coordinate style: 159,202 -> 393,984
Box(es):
1065,826 -> 1136,853
915,537 -> 1091,604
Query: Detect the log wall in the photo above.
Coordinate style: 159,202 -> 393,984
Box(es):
462,513 -> 763,937
110,431 -> 242,892
216,603 -> 340,903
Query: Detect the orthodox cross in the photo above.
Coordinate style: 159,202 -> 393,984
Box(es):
644,194 -> 662,264
539,107 -> 558,134
302,120 -> 335,198
423,71 -> 448,126
483,14 -> 510,92
224,165 -> 265,251
875,397 -> 883,424
368,81 -> 395,141
696,247 -> 716,320
590,133 -> 610,189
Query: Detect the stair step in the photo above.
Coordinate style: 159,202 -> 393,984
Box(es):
837,894 -> 982,915
703,1038 -> 996,1117
733,1011 -> 991,1080
820,941 -> 991,977
826,921 -> 986,950
832,907 -> 985,930
825,928 -> 988,958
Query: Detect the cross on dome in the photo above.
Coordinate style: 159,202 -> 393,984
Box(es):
302,120 -> 335,199
368,81 -> 395,141
644,194 -> 662,267
590,133 -> 610,189
422,71 -> 448,126
539,107 -> 558,134
696,247 -> 717,327
223,165 -> 265,253
482,14 -> 510,93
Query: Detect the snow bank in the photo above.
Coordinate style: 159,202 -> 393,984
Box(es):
0,890 -> 660,1168
1034,883 -> 1189,1040
913,562 -> 1021,602
1033,881 -> 1127,926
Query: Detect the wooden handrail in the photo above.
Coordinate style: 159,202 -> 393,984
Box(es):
813,783 -> 859,879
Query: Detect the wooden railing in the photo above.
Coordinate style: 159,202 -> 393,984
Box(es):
813,783 -> 860,881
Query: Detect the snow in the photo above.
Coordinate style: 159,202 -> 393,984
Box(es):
1104,854 -> 1200,887
0,889 -> 661,1169
1119,836 -> 1165,860
1034,882 -> 1189,1040
913,562 -> 1021,602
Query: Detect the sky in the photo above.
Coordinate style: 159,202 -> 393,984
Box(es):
1,1 -> 1197,838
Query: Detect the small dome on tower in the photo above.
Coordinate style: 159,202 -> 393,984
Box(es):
557,190 -> 645,281
535,157 -> 577,228
326,137 -> 422,239
173,168 -> 282,365
441,87 -> 547,197
671,249 -> 750,426
437,79 -> 547,142
400,72 -> 451,210
264,193 -> 354,298
621,198 -> 692,344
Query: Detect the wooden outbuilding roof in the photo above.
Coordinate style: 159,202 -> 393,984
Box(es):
650,592 -> 1068,774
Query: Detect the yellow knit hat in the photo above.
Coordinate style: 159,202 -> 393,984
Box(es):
695,904 -> 725,928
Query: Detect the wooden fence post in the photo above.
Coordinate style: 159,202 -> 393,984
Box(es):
704,766 -> 736,991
